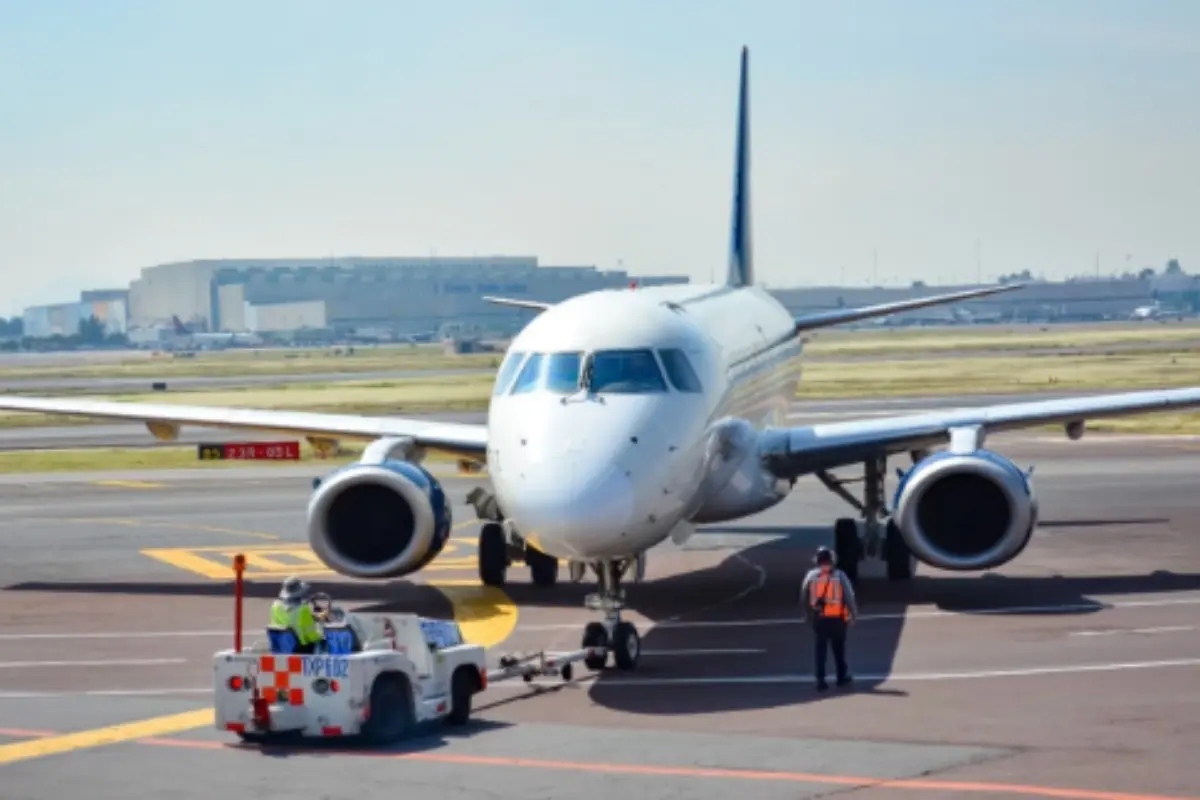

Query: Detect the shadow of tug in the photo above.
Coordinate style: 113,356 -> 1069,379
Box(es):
6,517 -> 1198,718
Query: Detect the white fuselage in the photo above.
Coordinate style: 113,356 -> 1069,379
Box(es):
485,281 -> 802,561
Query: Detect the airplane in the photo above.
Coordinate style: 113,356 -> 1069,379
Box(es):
3,47 -> 1200,672
1130,302 -> 1185,322
169,316 -> 263,349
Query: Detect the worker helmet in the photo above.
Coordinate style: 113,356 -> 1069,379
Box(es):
279,575 -> 311,603
813,546 -> 836,566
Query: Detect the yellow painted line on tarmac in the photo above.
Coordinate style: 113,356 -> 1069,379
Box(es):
141,540 -> 480,580
134,516 -> 516,647
39,517 -> 280,542
140,548 -> 237,579
0,708 -> 213,766
91,480 -> 164,489
430,579 -> 519,649
139,521 -> 479,579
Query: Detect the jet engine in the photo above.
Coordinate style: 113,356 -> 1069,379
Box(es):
892,449 -> 1037,571
306,459 -> 452,579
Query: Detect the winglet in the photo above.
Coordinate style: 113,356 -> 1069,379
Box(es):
483,296 -> 553,312
726,46 -> 753,288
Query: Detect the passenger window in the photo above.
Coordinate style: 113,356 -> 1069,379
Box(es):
658,349 -> 703,393
492,350 -> 527,396
587,349 -> 668,394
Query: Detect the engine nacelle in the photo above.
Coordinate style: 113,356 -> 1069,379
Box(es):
306,459 -> 452,579
689,420 -> 791,524
892,449 -> 1038,571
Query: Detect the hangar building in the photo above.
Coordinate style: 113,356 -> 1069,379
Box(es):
127,256 -> 687,335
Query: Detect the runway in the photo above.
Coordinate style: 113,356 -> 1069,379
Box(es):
0,436 -> 1197,798
0,390 -> 1115,450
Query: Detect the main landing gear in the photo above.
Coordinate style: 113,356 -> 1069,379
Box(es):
468,488 -> 559,589
815,453 -> 918,583
580,559 -> 640,671
476,521 -> 559,588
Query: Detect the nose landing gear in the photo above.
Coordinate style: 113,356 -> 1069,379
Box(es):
580,558 -> 641,671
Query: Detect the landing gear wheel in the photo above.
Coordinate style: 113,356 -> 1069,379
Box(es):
885,519 -> 915,581
582,622 -> 608,670
361,676 -> 414,744
478,522 -> 507,587
527,546 -> 559,587
446,667 -> 474,726
612,621 -> 640,670
834,518 -> 861,583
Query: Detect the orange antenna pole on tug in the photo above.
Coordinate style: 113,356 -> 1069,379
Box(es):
232,553 -> 246,652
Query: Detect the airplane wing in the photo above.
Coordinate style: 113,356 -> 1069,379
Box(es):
794,283 -> 1022,332
483,296 -> 552,312
0,396 -> 489,460
761,387 -> 1200,477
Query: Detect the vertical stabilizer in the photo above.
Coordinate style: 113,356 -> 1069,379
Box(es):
726,46 -> 753,287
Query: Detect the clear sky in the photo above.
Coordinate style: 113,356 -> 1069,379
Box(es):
1,0 -> 1197,316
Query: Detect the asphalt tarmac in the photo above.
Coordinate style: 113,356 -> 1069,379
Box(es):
0,435 -> 1198,798
0,390 -> 1119,450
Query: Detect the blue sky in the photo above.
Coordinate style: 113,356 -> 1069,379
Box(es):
1,0 -> 1197,316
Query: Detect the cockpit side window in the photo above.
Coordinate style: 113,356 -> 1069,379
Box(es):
510,353 -> 544,394
492,350 -> 527,396
509,352 -> 583,395
657,348 -> 703,393
585,349 -> 668,394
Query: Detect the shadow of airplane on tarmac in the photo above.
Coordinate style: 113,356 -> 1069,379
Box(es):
6,518 -> 1199,717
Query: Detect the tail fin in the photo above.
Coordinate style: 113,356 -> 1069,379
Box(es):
726,46 -> 753,288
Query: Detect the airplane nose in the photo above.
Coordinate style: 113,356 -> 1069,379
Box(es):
505,463 -> 636,558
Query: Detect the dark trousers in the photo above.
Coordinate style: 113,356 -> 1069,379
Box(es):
812,617 -> 849,684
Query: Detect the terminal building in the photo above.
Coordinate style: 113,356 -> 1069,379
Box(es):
127,256 -> 688,336
773,274 -> 1199,324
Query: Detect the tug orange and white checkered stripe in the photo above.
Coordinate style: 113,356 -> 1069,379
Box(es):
257,655 -> 305,705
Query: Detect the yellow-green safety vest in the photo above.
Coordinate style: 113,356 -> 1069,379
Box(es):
269,600 -> 322,645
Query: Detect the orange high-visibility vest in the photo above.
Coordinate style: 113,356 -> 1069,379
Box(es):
810,572 -> 847,619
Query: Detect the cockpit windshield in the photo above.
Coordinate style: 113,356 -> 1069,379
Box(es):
510,352 -> 584,394
582,349 -> 668,394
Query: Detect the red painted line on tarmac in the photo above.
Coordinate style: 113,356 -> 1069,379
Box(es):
1,727 -> 1195,800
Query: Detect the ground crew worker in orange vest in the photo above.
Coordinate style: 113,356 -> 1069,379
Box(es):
800,546 -> 857,691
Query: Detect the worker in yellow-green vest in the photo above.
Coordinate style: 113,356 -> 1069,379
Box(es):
270,576 -> 323,653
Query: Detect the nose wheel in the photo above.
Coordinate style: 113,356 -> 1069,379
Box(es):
580,559 -> 641,671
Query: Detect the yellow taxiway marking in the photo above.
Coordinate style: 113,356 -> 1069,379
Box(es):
139,520 -> 478,578
0,708 -> 213,766
136,519 -> 515,647
32,517 -> 280,542
141,538 -> 478,580
90,480 -> 165,489
431,580 -> 519,648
